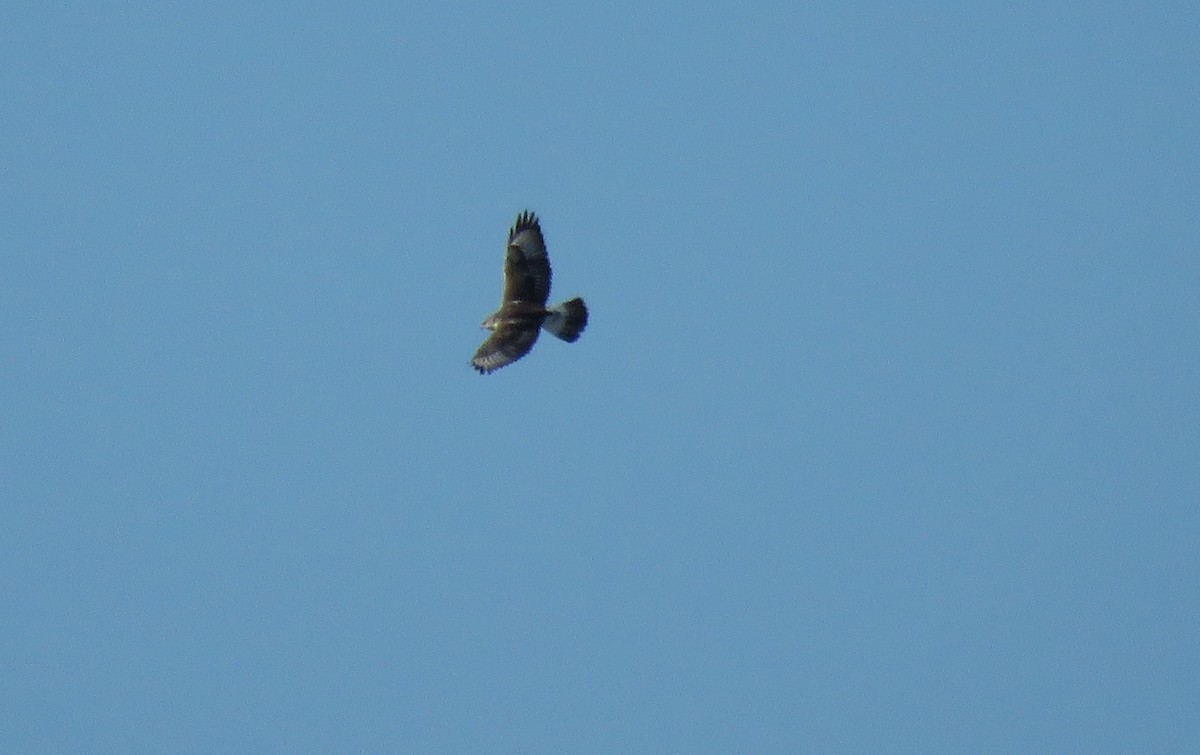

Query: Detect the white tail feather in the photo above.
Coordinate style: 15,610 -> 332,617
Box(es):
543,297 -> 588,342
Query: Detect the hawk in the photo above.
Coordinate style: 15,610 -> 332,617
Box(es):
472,210 -> 588,374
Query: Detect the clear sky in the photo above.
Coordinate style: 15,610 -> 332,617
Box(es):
3,2 -> 1198,752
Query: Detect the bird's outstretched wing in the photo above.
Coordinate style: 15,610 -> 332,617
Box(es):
471,323 -> 541,374
501,210 -> 551,306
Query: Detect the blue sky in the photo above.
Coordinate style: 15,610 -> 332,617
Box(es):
3,2 -> 1197,751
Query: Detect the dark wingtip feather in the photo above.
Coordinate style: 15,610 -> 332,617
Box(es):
509,209 -> 540,242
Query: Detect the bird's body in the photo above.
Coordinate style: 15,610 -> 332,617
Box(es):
472,211 -> 588,374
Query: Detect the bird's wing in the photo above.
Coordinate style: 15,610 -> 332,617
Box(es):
471,323 -> 541,374
501,210 -> 551,306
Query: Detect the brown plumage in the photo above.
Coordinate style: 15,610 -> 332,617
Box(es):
472,211 -> 588,374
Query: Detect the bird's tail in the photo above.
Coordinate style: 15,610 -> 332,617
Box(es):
543,297 -> 588,342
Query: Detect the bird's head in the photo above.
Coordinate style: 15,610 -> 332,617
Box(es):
480,313 -> 499,331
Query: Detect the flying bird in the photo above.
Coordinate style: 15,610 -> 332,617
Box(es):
472,211 -> 588,374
